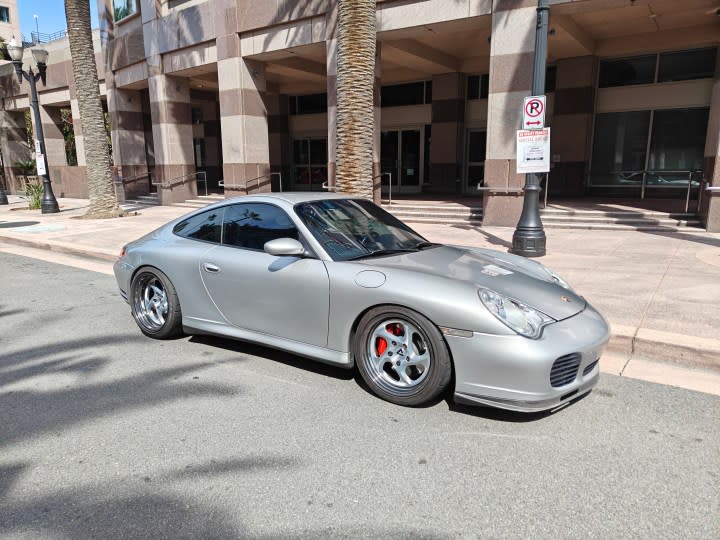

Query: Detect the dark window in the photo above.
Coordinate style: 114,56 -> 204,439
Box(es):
0,6 -> 10,23
293,138 -> 328,188
173,208 -> 223,243
590,111 -> 651,186
192,107 -> 203,124
289,93 -> 327,115
545,66 -> 557,93
467,74 -> 489,100
599,55 -> 656,87
658,48 -> 717,83
647,108 -> 709,181
222,203 -> 298,250
381,81 -> 431,107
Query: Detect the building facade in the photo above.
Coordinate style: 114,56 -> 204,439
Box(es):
0,0 -> 20,43
1,0 -> 719,229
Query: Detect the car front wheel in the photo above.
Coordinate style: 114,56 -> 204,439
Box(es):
130,267 -> 183,339
354,306 -> 452,406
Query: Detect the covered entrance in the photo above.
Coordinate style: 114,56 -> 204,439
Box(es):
380,128 -> 424,195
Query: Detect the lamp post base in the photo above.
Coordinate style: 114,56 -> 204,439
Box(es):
511,228 -> 546,257
41,177 -> 60,214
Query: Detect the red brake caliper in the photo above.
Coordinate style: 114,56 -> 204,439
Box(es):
375,323 -> 404,356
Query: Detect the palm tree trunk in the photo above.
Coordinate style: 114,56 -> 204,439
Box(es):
335,0 -> 377,201
64,0 -> 122,218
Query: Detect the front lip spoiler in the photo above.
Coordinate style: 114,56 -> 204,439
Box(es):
454,371 -> 599,413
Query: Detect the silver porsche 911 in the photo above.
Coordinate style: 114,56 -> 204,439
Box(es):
114,193 -> 610,412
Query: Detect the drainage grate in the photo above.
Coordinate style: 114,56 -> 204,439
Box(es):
550,353 -> 581,388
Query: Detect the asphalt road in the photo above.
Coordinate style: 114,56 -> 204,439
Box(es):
1,252 -> 718,539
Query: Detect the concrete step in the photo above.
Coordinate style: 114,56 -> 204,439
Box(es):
540,208 -> 703,231
392,217 -> 484,226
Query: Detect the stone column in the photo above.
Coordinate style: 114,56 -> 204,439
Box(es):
550,56 -> 596,198
0,109 -> 31,194
326,36 -> 337,188
70,99 -> 86,167
148,74 -> 196,204
218,53 -> 271,195
483,0 -> 537,226
429,73 -> 465,194
701,48 -> 720,232
107,86 -> 150,201
372,43 -> 381,202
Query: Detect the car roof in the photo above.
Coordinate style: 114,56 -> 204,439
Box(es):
223,192 -> 363,204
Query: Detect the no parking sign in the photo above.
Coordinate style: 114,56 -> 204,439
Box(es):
522,95 -> 546,129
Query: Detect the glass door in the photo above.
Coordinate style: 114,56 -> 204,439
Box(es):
466,129 -> 486,193
381,129 -> 422,194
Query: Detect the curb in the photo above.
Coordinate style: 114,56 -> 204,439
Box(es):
0,234 -> 118,263
607,324 -> 720,373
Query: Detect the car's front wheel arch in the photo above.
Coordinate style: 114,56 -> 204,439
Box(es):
351,304 -> 454,406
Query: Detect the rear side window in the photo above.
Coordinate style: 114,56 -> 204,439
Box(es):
222,203 -> 298,250
173,209 -> 223,243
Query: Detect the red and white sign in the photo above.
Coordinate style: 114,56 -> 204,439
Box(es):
516,128 -> 551,174
522,95 -> 546,129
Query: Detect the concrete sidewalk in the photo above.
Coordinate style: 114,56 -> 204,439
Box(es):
2,195 -> 719,394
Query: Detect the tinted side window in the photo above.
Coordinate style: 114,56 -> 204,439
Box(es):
173,209 -> 223,243
222,203 -> 298,250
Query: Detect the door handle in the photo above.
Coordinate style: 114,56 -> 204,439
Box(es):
202,262 -> 220,273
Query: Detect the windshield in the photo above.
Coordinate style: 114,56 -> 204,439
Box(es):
294,199 -> 431,261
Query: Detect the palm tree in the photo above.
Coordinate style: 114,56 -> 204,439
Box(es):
64,0 -> 122,218
335,0 -> 377,202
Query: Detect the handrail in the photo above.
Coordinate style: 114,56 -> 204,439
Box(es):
117,172 -> 152,185
152,171 -> 207,189
591,169 -> 703,213
219,172 -> 282,194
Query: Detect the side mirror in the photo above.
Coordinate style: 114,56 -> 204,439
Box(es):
264,237 -> 306,257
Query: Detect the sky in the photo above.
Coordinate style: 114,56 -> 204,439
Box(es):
17,1 -> 100,41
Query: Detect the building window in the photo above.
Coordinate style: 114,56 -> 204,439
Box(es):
545,66 -> 557,93
658,48 -> 717,83
381,81 -> 432,107
289,94 -> 327,115
599,55 -> 656,87
293,138 -> 327,189
0,6 -> 10,23
590,108 -> 709,188
113,0 -> 138,22
599,48 -> 717,88
467,74 -> 489,100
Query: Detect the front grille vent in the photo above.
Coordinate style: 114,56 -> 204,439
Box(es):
550,353 -> 581,388
583,359 -> 599,376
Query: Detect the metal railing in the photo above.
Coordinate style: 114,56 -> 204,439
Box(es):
152,171 -> 207,194
322,172 -> 393,203
23,30 -> 68,46
219,172 -> 282,194
590,169 -> 704,213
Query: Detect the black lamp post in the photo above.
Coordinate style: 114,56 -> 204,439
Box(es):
511,0 -> 549,257
0,146 -> 8,205
6,39 -> 59,214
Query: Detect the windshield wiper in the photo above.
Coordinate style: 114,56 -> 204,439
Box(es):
347,248 -> 418,261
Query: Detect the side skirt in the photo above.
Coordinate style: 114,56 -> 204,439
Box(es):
183,317 -> 353,368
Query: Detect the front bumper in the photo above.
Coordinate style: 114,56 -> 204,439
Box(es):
448,303 -> 610,412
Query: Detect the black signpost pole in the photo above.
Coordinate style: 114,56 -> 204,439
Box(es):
511,0 -> 549,257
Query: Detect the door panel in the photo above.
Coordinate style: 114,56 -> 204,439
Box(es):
200,246 -> 330,347
401,130 -> 420,186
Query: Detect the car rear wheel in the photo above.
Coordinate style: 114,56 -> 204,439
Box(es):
130,267 -> 183,339
354,306 -> 452,406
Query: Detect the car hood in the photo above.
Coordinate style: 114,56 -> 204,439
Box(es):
363,246 -> 585,321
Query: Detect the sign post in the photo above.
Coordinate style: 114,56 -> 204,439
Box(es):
511,0 -> 549,258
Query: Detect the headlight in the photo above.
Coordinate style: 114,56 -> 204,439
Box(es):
478,289 -> 555,339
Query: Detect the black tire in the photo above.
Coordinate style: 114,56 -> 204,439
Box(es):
130,267 -> 183,339
354,306 -> 452,406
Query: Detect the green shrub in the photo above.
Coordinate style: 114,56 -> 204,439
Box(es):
24,177 -> 43,210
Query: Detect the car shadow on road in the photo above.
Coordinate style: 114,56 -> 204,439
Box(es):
188,335 -> 355,381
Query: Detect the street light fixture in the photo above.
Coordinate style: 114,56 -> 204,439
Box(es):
7,39 -> 59,214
